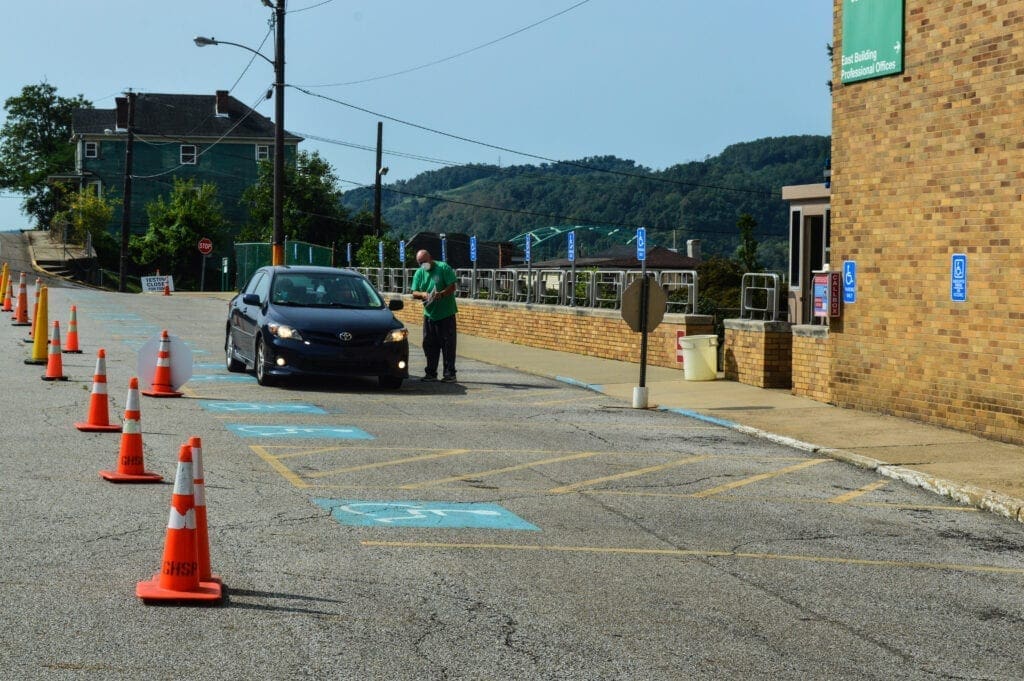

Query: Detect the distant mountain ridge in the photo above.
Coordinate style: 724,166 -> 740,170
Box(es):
340,135 -> 829,266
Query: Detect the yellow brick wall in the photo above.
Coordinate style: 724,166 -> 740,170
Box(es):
723,321 -> 792,389
792,327 -> 832,403
830,0 -> 1024,443
395,297 -> 714,370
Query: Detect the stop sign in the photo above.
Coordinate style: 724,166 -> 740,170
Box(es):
620,276 -> 667,332
198,237 -> 213,255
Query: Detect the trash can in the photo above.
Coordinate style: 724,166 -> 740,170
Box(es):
679,334 -> 718,381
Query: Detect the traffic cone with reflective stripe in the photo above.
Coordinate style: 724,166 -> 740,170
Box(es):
141,329 -> 182,397
163,283 -> 171,296
0,264 -> 9,312
190,436 -> 222,585
100,377 -> 162,483
2,275 -> 12,313
24,286 -> 49,365
12,273 -> 30,326
24,278 -> 41,343
41,321 -> 68,381
76,349 -> 121,432
63,305 -> 83,353
136,442 -> 222,604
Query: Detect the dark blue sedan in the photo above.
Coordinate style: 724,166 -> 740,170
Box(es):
226,266 -> 409,388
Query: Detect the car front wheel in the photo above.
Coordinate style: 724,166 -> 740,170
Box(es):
255,337 -> 277,386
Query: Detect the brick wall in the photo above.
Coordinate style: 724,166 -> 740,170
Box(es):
792,325 -> 832,403
722,320 -> 792,389
830,0 -> 1024,443
395,297 -> 714,369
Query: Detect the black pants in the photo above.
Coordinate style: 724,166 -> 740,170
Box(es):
422,314 -> 457,378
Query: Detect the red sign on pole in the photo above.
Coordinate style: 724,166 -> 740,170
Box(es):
198,237 -> 213,255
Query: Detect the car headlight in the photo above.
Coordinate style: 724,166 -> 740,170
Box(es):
268,323 -> 303,340
384,328 -> 408,343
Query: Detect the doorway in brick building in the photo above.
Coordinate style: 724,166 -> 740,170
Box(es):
782,184 -> 831,325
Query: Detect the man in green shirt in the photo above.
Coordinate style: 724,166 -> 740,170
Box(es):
410,249 -> 458,382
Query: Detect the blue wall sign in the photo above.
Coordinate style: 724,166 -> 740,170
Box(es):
470,236 -> 477,263
567,231 -> 576,262
636,227 -> 647,261
312,499 -> 540,530
227,424 -> 373,439
951,254 -> 967,302
843,260 -> 857,304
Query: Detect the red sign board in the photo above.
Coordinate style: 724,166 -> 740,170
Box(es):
198,237 -> 213,255
813,271 -> 843,318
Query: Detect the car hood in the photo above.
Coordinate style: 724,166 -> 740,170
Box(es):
268,305 -> 402,334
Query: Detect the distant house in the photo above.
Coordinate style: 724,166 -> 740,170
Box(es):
56,90 -> 300,234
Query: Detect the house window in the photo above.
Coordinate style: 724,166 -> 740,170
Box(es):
86,181 -> 102,197
256,145 -> 270,161
180,145 -> 197,165
84,142 -> 98,159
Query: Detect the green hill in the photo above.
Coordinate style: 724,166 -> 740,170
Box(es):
340,135 -> 830,269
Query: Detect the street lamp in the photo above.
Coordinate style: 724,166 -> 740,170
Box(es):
194,0 -> 286,266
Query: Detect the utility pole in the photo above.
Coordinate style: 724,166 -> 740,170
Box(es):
271,0 -> 286,266
374,121 -> 384,238
118,90 -> 136,293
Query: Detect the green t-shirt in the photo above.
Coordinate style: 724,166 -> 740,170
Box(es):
410,260 -> 458,321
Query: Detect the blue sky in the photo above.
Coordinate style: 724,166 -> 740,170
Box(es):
0,0 -> 833,231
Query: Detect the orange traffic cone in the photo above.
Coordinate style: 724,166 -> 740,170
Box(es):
190,436 -> 222,585
76,349 -> 121,432
41,321 -> 68,381
24,286 -> 49,365
63,305 -> 83,353
2,276 -> 12,313
12,272 -> 30,326
141,329 -> 182,397
101,378 -> 162,482
136,442 -> 222,604
163,283 -> 171,296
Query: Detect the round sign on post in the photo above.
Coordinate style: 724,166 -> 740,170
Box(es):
198,237 -> 213,255
620,277 -> 668,333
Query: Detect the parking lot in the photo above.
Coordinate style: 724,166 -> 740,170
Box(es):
3,284 -> 1024,679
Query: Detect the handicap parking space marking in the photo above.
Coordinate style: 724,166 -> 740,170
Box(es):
312,498 -> 539,530
195,362 -> 228,370
202,401 -> 328,414
227,424 -> 374,439
188,374 -> 257,383
92,313 -> 144,321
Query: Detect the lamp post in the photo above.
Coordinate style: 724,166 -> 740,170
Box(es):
194,0 -> 285,266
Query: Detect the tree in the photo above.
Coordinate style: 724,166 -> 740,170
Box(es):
240,150 -> 354,248
735,213 -> 760,273
0,82 -> 91,227
355,234 -> 402,268
130,178 -> 229,288
51,190 -> 121,270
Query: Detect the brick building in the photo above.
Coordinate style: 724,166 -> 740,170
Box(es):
823,0 -> 1024,443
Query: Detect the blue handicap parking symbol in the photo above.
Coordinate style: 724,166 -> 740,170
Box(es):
226,424 -> 373,439
202,401 -> 328,414
312,499 -> 539,530
188,374 -> 257,383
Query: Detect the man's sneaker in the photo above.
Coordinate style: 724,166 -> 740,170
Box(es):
421,375 -> 438,382
441,375 -> 457,383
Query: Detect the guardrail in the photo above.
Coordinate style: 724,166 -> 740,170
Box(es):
355,266 -> 699,314
740,273 -> 782,321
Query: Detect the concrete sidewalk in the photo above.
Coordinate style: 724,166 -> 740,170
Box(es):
406,323 -> 1024,525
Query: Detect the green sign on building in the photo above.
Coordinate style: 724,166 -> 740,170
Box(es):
841,0 -> 904,84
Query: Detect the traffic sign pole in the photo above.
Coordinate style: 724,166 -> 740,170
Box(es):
634,227 -> 649,408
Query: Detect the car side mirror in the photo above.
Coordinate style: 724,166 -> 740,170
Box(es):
388,298 -> 404,311
242,293 -> 261,306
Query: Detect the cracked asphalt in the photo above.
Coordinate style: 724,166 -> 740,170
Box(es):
2,239 -> 1024,679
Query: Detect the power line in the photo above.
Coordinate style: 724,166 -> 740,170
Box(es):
299,0 -> 592,87
288,0 -> 336,15
289,84 -> 774,197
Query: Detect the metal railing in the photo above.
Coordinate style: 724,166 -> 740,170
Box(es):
740,273 -> 782,321
355,266 -> 699,314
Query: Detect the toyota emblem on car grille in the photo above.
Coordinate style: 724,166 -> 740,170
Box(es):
338,332 -> 353,341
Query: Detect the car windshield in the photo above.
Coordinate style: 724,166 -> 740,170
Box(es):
270,273 -> 383,309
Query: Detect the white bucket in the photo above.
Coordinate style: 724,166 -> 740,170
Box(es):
679,334 -> 718,381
